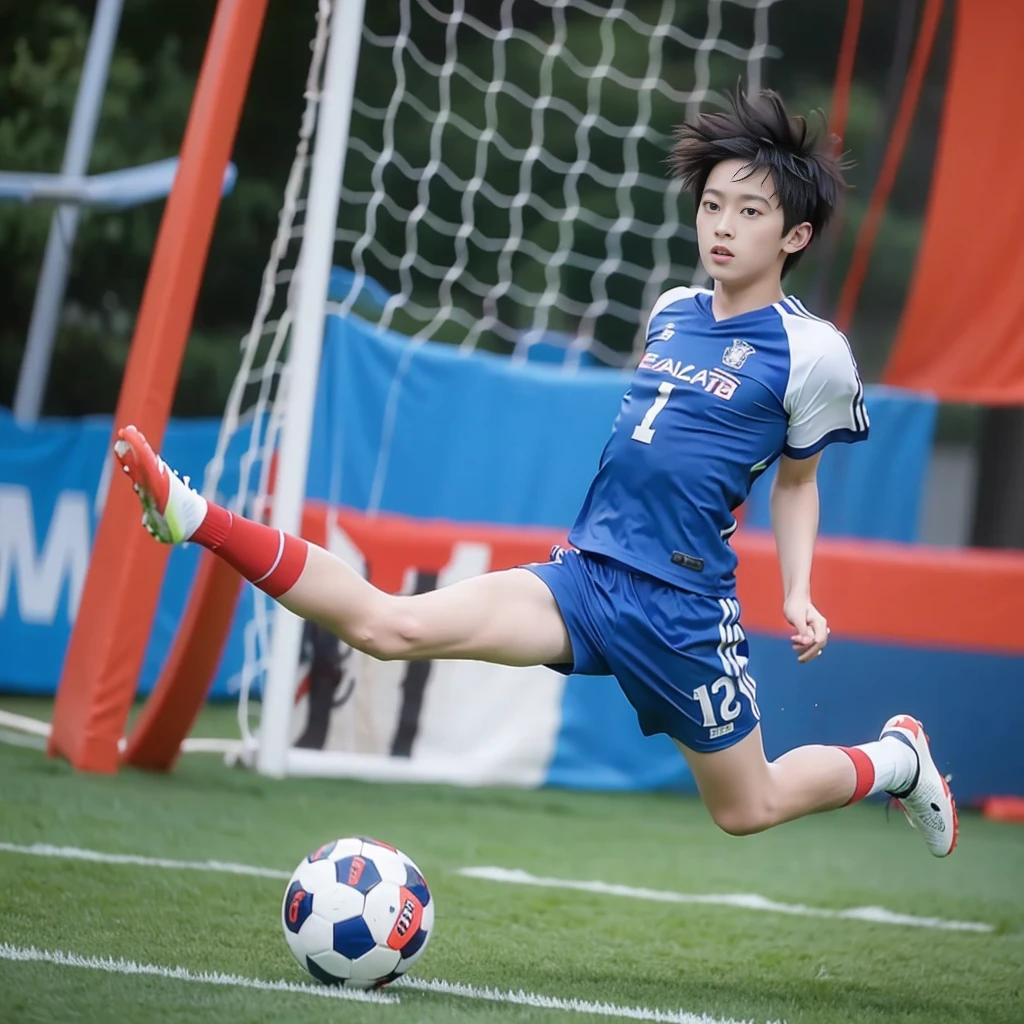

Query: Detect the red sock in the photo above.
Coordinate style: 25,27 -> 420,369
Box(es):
192,504 -> 308,599
838,746 -> 876,806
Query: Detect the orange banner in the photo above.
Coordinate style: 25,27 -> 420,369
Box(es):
307,506 -> 1024,656
883,0 -> 1024,403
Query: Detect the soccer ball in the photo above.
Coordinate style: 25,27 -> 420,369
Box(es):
281,836 -> 433,989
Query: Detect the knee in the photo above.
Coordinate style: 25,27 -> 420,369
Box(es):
350,598 -> 425,661
707,800 -> 776,837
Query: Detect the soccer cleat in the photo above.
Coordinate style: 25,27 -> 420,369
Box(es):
881,714 -> 958,857
113,424 -> 207,544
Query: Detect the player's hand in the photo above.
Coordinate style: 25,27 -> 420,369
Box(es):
783,597 -> 829,664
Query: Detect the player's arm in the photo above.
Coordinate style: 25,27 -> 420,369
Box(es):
778,324 -> 869,662
770,451 -> 828,663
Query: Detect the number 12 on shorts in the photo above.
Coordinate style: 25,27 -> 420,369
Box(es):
694,678 -> 742,728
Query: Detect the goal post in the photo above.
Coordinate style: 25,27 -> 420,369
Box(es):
258,0 -> 368,779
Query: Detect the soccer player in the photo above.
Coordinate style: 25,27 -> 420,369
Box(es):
114,88 -> 956,856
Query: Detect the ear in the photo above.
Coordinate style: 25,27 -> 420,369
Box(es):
782,221 -> 813,255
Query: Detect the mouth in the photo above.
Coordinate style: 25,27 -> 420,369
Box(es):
710,246 -> 734,263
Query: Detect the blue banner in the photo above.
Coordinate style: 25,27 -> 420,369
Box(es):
0,412 -> 247,699
742,385 -> 937,541
310,316 -> 937,537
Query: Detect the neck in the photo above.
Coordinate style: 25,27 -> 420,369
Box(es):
710,276 -> 785,321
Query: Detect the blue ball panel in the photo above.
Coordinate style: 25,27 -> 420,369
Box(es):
307,840 -> 337,862
334,854 -> 382,895
305,955 -> 344,985
283,881 -> 313,934
404,863 -> 430,907
400,926 -> 428,960
333,915 -> 376,960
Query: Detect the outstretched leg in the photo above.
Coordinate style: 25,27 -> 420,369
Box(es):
114,425 -> 573,667
677,718 -> 958,857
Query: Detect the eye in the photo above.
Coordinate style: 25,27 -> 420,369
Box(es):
742,207 -> 760,217
703,200 -> 719,212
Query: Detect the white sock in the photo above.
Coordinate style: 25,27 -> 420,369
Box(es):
855,737 -> 918,796
165,464 -> 208,542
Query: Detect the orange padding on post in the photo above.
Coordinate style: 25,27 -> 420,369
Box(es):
307,506 -> 1024,655
48,0 -> 271,774
884,0 -> 1024,402
122,552 -> 242,771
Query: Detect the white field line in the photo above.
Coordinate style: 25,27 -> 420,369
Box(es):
0,840 -> 994,934
0,944 -> 777,1024
0,728 -> 46,750
0,943 -> 395,1004
456,867 -> 994,934
393,976 -> 782,1023
0,710 -> 49,737
0,842 -> 290,880
0,710 -> 240,755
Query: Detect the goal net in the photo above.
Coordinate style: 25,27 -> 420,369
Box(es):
204,0 -> 786,780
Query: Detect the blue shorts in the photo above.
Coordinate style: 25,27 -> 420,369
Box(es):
524,547 -> 761,753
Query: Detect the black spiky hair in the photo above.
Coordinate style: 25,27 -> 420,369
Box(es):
669,86 -> 848,275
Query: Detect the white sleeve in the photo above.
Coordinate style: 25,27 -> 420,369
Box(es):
782,315 -> 869,459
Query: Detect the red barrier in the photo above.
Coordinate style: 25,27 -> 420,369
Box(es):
311,506 -> 1024,656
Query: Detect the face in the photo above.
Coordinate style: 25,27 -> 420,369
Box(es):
696,158 -> 812,287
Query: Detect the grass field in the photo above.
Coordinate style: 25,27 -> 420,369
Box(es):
1,697 -> 1022,1024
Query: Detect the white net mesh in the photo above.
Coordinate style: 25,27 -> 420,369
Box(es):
202,0 -> 785,749
333,0 -> 783,368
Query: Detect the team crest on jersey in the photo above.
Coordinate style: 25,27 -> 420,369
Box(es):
722,339 -> 755,369
651,321 -> 675,343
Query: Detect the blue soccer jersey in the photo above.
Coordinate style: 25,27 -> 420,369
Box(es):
568,287 -> 869,597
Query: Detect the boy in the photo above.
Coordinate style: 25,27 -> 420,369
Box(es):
114,88 -> 956,856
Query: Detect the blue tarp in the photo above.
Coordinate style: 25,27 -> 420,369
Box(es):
310,316 -> 937,540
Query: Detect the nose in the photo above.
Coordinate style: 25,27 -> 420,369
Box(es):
715,214 -> 735,239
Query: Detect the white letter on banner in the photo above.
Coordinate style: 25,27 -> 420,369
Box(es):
0,486 -> 91,625
436,543 -> 492,587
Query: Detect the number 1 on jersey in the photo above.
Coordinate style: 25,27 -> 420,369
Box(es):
631,381 -> 675,444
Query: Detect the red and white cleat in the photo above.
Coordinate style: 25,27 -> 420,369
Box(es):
113,424 -> 206,545
881,714 -> 958,857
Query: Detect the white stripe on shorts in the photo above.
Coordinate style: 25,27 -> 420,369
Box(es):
718,599 -> 760,720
